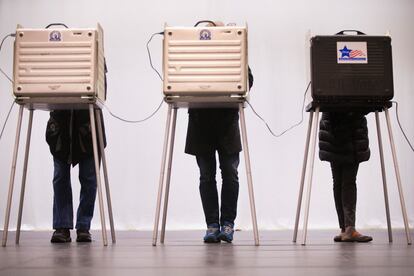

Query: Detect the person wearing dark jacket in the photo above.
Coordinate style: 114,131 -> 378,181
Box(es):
319,111 -> 372,242
46,109 -> 106,243
185,60 -> 253,243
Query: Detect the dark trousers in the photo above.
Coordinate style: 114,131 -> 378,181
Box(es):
196,152 -> 240,226
52,157 -> 97,230
330,162 -> 359,230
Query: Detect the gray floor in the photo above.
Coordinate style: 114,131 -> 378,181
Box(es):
0,230 -> 413,276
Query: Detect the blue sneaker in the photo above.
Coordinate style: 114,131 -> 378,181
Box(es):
203,223 -> 220,243
218,222 -> 234,243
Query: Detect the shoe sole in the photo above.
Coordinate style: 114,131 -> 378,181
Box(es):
76,238 -> 92,243
218,235 -> 233,243
204,237 -> 220,243
51,238 -> 71,243
341,238 -> 373,243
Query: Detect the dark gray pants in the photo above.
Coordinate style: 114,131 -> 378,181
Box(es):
330,162 -> 359,230
196,152 -> 240,226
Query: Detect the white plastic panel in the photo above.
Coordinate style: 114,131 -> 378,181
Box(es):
163,26 -> 248,96
13,25 -> 105,102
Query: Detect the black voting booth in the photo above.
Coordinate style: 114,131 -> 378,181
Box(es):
2,24 -> 115,246
293,31 -> 411,245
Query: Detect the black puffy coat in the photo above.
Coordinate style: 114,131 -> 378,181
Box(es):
319,112 -> 370,164
185,68 -> 254,156
45,109 -> 106,166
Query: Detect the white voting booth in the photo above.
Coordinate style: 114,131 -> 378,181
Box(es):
152,21 -> 259,245
2,23 -> 115,246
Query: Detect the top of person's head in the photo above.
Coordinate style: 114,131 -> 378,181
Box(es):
207,21 -> 224,27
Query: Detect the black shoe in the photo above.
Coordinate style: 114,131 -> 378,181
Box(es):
76,229 -> 92,243
51,228 -> 71,243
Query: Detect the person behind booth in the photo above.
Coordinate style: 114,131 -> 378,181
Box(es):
185,21 -> 253,243
45,66 -> 107,243
319,111 -> 373,242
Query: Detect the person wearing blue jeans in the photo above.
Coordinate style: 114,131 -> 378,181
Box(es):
52,156 -> 97,233
46,109 -> 106,243
196,151 -> 240,242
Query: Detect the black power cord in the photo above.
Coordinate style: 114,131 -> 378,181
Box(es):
0,33 -> 16,142
147,31 -> 164,81
94,31 -> 167,124
98,98 -> 164,124
194,20 -> 217,27
246,82 -> 311,137
0,101 -> 15,142
45,23 -> 69,29
391,101 -> 414,152
0,33 -> 15,83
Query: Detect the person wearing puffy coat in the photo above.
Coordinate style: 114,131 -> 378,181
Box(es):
319,111 -> 373,242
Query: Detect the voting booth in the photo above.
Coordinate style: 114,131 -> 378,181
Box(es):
2,24 -> 115,246
152,21 -> 259,245
293,30 -> 411,245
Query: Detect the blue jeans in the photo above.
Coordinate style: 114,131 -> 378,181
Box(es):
52,157 -> 97,230
196,152 -> 240,226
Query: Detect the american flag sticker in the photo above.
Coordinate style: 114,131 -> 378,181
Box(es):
337,41 -> 368,64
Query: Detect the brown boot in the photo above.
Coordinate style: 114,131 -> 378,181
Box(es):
342,226 -> 373,242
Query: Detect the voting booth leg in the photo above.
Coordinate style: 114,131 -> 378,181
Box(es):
89,104 -> 108,246
95,110 -> 116,243
15,109 -> 34,244
384,108 -> 412,245
153,104 -> 173,246
160,107 -> 178,244
293,111 -> 314,243
301,107 -> 320,245
375,111 -> 393,243
2,105 -> 24,247
239,103 -> 260,246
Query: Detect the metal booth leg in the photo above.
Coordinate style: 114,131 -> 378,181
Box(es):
16,109 -> 34,244
2,105 -> 24,247
239,103 -> 260,246
384,108 -> 412,245
375,111 -> 393,243
89,104 -> 108,246
160,107 -> 178,244
153,103 -> 173,246
301,107 -> 320,245
95,109 -> 116,243
293,111 -> 314,243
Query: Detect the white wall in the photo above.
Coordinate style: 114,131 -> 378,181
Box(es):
0,0 -> 413,231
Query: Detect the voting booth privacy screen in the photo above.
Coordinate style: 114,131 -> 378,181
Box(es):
163,25 -> 248,96
13,24 -> 106,102
310,34 -> 394,103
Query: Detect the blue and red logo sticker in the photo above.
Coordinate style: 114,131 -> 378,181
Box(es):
337,42 -> 368,64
